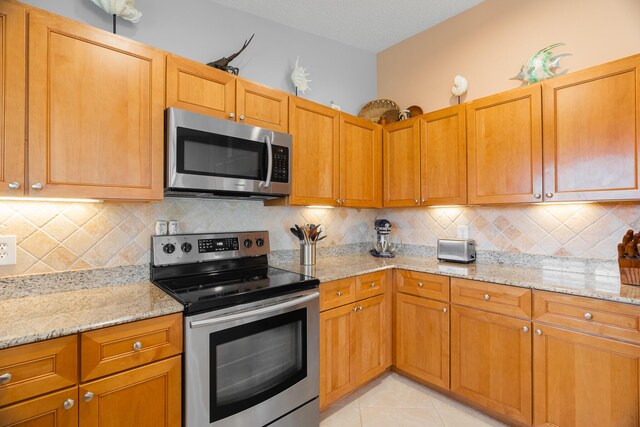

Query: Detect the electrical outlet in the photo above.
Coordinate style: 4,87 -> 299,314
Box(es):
0,235 -> 17,266
457,225 -> 469,240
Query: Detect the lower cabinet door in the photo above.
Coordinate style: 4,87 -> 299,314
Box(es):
0,387 -> 78,427
79,356 -> 181,427
355,295 -> 389,387
320,304 -> 356,409
533,324 -> 640,427
395,293 -> 450,389
450,306 -> 532,424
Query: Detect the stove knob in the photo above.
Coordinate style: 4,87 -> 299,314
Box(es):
256,238 -> 265,247
181,242 -> 192,253
163,243 -> 176,254
244,239 -> 253,248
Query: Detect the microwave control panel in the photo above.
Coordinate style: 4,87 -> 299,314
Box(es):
272,146 -> 289,183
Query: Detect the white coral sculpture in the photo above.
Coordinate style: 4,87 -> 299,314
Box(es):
291,57 -> 311,94
451,75 -> 468,97
89,0 -> 142,23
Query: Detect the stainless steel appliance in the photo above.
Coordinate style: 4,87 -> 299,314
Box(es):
150,231 -> 320,427
370,219 -> 398,258
437,238 -> 476,263
165,108 -> 292,199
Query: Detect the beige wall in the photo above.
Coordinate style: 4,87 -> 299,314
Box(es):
377,0 -> 640,112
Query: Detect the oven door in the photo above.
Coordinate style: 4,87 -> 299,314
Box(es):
166,108 -> 291,196
184,290 -> 319,427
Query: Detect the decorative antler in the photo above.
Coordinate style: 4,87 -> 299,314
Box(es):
207,34 -> 255,75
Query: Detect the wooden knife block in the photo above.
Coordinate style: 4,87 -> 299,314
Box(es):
618,258 -> 640,285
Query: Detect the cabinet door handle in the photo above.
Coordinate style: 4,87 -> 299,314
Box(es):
229,112 -> 236,119
533,193 -> 542,199
442,307 -> 447,313
584,312 -> 593,320
31,183 -> 43,191
414,199 -> 419,204
336,291 -> 342,296
336,199 -> 342,205
358,305 -> 363,311
83,391 -> 94,402
484,294 -> 490,300
239,115 -> 245,120
8,182 -> 20,190
353,306 -> 359,312
0,373 -> 12,384
132,341 -> 143,351
522,326 -> 529,333
369,282 -> 376,288
545,193 -> 554,198
535,329 -> 543,336
63,399 -> 74,410
418,282 -> 424,288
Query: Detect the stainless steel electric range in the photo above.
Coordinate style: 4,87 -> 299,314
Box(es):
150,231 -> 320,427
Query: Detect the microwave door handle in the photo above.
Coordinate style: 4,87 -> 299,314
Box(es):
189,292 -> 319,329
259,132 -> 274,188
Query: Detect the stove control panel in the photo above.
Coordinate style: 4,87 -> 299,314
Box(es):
151,231 -> 270,266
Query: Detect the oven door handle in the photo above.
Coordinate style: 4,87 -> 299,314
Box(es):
189,291 -> 319,329
259,132 -> 274,189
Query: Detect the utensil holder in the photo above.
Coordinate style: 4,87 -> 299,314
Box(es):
619,257 -> 640,285
300,243 -> 316,266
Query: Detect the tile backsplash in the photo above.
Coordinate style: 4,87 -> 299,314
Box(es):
0,199 -> 637,276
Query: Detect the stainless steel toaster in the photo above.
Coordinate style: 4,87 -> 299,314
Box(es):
437,239 -> 476,263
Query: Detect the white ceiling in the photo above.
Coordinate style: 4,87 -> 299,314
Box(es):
204,0 -> 485,52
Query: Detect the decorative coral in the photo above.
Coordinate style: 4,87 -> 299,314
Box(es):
291,57 -> 311,95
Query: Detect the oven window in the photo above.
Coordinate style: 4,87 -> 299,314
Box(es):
177,126 -> 266,181
209,309 -> 307,423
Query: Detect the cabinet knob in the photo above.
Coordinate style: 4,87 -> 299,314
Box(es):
369,282 -> 376,288
63,399 -> 74,410
0,373 -> 12,384
414,199 -> 419,204
8,182 -> 20,190
483,294 -> 490,300
83,391 -> 94,402
239,115 -> 245,120
584,312 -> 593,320
418,282 -> 424,288
533,193 -> 542,199
336,199 -> 341,205
31,183 -> 43,191
229,112 -> 236,119
336,291 -> 342,296
358,305 -> 363,311
132,341 -> 143,351
442,307 -> 447,313
535,329 -> 543,336
353,306 -> 358,312
545,193 -> 554,198
421,198 -> 426,204
522,326 -> 529,333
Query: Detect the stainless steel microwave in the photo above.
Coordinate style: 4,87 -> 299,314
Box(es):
165,108 -> 292,199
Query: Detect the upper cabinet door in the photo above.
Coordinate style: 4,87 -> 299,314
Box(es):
166,53 -> 236,120
236,78 -> 288,133
28,10 -> 165,200
339,115 -> 382,208
467,85 -> 543,204
420,105 -> 467,206
383,118 -> 421,207
0,1 -> 26,196
543,55 -> 640,202
289,97 -> 340,206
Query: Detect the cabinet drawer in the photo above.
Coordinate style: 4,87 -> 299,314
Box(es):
451,278 -> 531,319
320,277 -> 356,311
81,314 -> 182,382
355,270 -> 387,300
0,386 -> 78,427
395,270 -> 449,302
534,291 -> 640,344
0,335 -> 77,407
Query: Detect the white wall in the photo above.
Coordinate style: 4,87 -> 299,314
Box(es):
21,0 -> 376,115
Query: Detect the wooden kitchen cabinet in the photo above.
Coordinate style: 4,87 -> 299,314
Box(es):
420,105 -> 467,206
383,118 -> 421,207
542,54 -> 640,202
339,114 -> 383,208
79,356 -> 182,427
467,85 -> 543,204
236,78 -> 289,133
533,324 -> 640,427
0,1 -> 26,197
0,387 -> 78,427
354,295 -> 389,387
28,9 -> 165,200
395,293 -> 450,389
289,97 -> 340,206
450,305 -> 532,425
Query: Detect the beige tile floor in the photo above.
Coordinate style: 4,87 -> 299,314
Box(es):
320,373 -> 508,427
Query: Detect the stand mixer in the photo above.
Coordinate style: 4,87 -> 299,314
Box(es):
370,219 -> 399,258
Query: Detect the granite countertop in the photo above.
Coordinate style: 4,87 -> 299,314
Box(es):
0,266 -> 183,349
272,254 -> 640,306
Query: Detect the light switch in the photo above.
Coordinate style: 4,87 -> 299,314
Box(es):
457,226 -> 469,239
